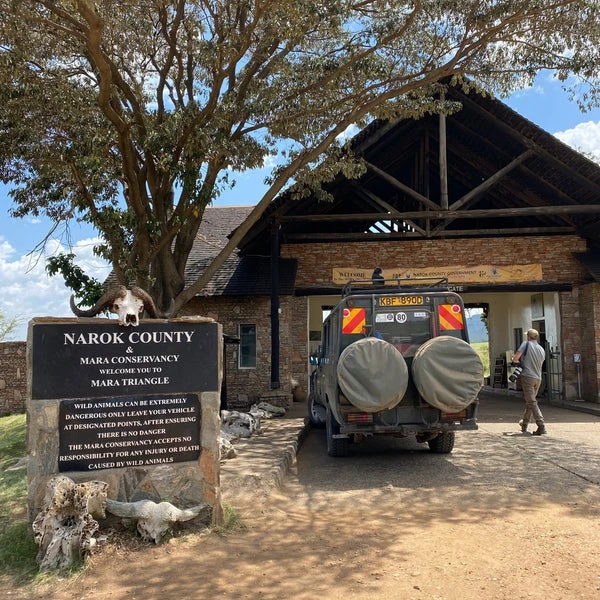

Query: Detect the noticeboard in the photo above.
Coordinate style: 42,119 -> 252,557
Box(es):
31,321 -> 219,400
58,393 -> 201,472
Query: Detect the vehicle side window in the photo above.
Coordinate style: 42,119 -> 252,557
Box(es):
327,321 -> 335,354
322,322 -> 330,356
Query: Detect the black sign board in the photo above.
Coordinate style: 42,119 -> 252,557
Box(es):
58,394 -> 201,472
31,321 -> 219,400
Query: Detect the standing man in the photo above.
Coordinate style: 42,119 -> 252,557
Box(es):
512,328 -> 547,435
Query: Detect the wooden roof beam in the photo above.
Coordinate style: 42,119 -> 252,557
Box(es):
349,182 -> 428,235
443,118 -> 578,229
454,90 -> 600,198
280,204 -> 600,222
365,161 -> 440,211
432,149 -> 536,235
449,150 -> 535,211
285,226 -> 575,242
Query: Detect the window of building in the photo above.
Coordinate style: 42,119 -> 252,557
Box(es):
239,324 -> 257,368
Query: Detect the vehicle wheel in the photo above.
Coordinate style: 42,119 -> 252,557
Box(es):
427,431 -> 455,454
308,393 -> 326,428
326,406 -> 349,457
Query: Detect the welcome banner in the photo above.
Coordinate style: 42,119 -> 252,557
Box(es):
332,264 -> 543,285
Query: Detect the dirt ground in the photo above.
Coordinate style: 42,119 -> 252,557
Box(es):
8,398 -> 600,600
24,493 -> 600,600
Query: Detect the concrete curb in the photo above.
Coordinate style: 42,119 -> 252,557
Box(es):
220,405 -> 310,506
266,419 -> 311,492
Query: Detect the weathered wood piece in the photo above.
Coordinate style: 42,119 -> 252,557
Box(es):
32,476 -> 108,572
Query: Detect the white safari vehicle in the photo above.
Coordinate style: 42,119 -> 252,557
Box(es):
309,278 -> 483,456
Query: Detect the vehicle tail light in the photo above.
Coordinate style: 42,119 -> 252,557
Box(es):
442,410 -> 467,421
346,413 -> 373,423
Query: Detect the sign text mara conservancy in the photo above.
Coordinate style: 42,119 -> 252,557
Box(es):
63,330 -> 195,345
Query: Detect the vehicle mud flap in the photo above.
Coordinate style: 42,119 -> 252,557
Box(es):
326,406 -> 349,457
412,336 -> 483,412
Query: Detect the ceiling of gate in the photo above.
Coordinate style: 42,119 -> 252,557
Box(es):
237,85 -> 600,256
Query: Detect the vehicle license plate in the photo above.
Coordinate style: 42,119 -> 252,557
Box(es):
378,296 -> 424,306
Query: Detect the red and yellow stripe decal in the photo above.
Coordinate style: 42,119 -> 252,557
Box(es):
438,304 -> 464,330
342,308 -> 366,334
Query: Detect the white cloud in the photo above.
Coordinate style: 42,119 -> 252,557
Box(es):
554,121 -> 600,164
0,236 -> 111,341
336,124 -> 359,142
0,239 -> 16,260
262,154 -> 278,169
509,83 -> 545,100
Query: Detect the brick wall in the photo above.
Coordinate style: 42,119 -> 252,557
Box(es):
576,283 -> 600,401
0,342 -> 27,415
283,235 -> 588,287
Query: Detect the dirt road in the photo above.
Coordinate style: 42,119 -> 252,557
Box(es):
18,395 -> 600,599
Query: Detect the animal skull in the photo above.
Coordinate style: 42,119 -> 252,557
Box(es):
105,499 -> 209,543
70,285 -> 159,326
111,290 -> 145,326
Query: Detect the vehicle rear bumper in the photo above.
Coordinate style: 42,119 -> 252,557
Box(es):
339,419 -> 478,436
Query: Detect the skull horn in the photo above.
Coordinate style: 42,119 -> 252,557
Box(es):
130,286 -> 159,318
70,285 -> 127,318
105,499 -> 207,522
105,499 -> 210,543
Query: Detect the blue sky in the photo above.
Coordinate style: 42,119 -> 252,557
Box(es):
2,72 -> 600,341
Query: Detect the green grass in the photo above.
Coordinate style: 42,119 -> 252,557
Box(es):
0,414 -> 39,583
214,504 -> 248,535
471,341 -> 490,378
0,414 -> 248,590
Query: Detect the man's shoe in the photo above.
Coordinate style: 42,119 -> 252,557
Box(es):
519,419 -> 528,433
532,426 -> 547,436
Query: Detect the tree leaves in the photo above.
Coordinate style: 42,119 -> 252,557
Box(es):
0,0 -> 599,312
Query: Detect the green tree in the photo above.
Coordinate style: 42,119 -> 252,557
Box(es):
1,1 -> 599,314
0,312 -> 21,341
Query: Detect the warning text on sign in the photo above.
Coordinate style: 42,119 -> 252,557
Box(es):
58,394 -> 201,472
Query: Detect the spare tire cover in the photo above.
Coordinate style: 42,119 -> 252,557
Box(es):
337,337 -> 408,412
412,336 -> 483,412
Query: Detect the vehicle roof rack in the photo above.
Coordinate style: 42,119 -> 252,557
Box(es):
341,276 -> 450,297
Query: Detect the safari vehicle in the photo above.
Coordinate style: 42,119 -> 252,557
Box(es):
308,277 -> 483,456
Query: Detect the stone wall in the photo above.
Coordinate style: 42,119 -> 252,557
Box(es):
183,296 -> 299,404
0,341 -> 26,415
